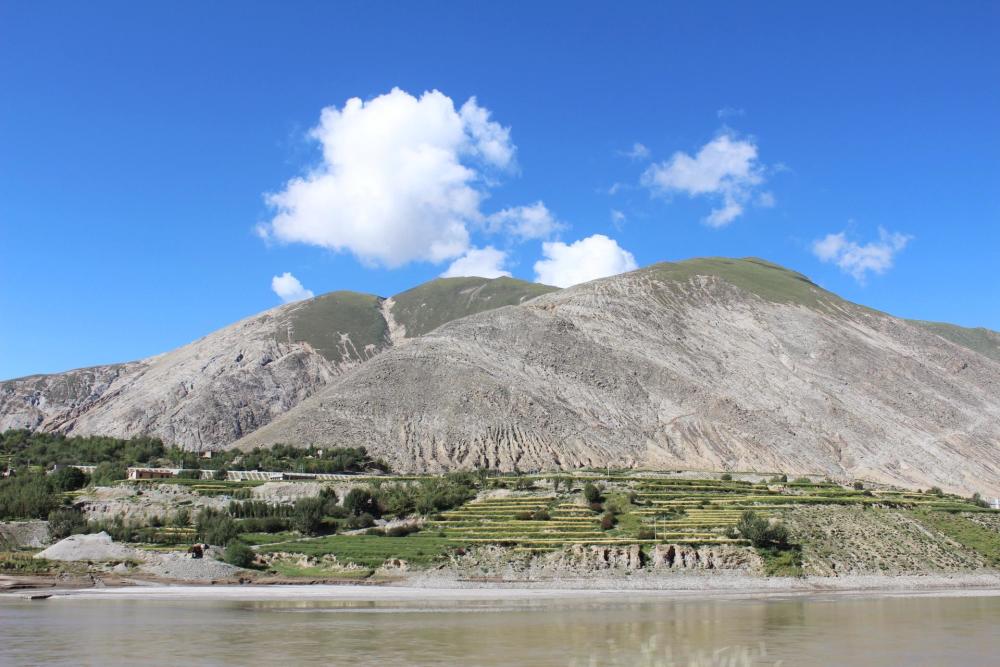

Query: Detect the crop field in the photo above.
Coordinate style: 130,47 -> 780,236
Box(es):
243,472 -> 996,571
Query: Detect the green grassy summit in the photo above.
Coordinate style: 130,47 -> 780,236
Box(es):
281,291 -> 388,364
390,276 -> 558,338
642,257 -> 841,310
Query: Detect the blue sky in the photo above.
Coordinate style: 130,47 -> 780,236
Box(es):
1,2 -> 998,379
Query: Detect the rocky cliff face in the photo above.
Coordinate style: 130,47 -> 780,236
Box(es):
235,259 -> 1000,496
0,277 -> 551,450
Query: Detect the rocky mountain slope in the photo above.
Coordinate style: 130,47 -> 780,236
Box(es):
0,277 -> 553,448
234,258 -> 1000,496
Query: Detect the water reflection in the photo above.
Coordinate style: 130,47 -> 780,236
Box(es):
1,593 -> 998,666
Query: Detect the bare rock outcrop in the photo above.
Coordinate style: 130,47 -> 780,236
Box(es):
237,259 -> 1000,496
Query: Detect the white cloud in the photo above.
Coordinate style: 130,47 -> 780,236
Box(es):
440,246 -> 511,279
620,142 -> 650,160
485,201 -> 563,240
271,272 -> 314,303
260,88 -> 516,268
641,132 -> 766,227
717,106 -> 745,119
533,234 -> 638,287
811,227 -> 913,283
610,209 -> 626,225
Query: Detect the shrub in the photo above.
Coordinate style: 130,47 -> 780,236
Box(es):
792,477 -> 812,484
385,524 -> 420,537
928,486 -> 944,496
637,528 -> 655,540
50,466 -> 88,492
583,482 -> 602,503
176,469 -> 202,480
588,501 -> 604,512
971,493 -> 990,509
171,508 -> 191,527
736,510 -> 789,549
48,508 -> 88,539
223,540 -> 255,568
720,473 -> 733,481
514,511 -> 533,521
600,512 -> 616,530
345,512 -> 375,529
769,474 -> 788,484
853,481 -> 864,490
213,468 -> 228,481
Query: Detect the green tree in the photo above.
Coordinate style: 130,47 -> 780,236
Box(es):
344,488 -> 381,518
50,466 -> 89,492
736,510 -> 789,549
583,482 -> 602,504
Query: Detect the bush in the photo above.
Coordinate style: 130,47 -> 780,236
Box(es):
736,510 -> 789,549
171,508 -> 191,527
50,467 -> 88,492
48,508 -> 88,539
213,468 -> 228,481
792,477 -> 812,484
223,540 -> 255,568
176,469 -> 202,480
583,482 -> 602,503
600,512 -> 616,530
637,528 -> 655,540
345,512 -> 375,530
769,474 -> 788,484
385,524 -> 420,537
196,508 -> 240,546
853,481 -> 864,490
720,473 -> 733,481
928,486 -> 944,496
971,493 -> 990,509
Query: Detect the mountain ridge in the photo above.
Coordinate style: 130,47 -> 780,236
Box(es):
3,258 -> 998,495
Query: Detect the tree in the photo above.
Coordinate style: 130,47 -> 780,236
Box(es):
292,497 -> 328,535
91,462 -> 126,486
720,473 -> 733,481
48,508 -> 88,539
344,488 -> 381,518
583,482 -> 602,504
853,481 -> 864,490
196,508 -> 240,546
50,467 -> 88,492
736,510 -> 789,549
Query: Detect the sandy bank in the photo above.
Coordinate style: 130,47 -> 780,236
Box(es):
6,572 -> 999,603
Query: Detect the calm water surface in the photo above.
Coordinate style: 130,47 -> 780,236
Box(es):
2,590 -> 999,666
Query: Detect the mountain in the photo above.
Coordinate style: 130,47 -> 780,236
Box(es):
233,258 -> 1000,496
0,277 -> 554,449
4,258 -> 998,495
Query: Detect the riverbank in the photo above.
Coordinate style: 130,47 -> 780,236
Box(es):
5,571 -> 1000,601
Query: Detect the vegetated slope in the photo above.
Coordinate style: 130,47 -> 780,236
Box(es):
389,276 -> 558,338
236,258 -> 1000,496
909,320 -> 1000,364
0,278 -> 552,449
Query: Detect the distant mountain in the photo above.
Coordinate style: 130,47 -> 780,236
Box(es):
3,258 -> 998,495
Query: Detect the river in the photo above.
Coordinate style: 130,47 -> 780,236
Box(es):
1,587 -> 998,665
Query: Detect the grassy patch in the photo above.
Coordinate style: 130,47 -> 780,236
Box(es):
0,551 -> 52,575
758,546 -> 803,577
239,531 -> 299,546
267,561 -> 374,579
915,511 -> 1000,566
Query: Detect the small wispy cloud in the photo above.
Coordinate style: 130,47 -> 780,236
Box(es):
641,131 -> 767,227
271,272 -> 314,303
812,227 -> 913,284
619,142 -> 650,160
